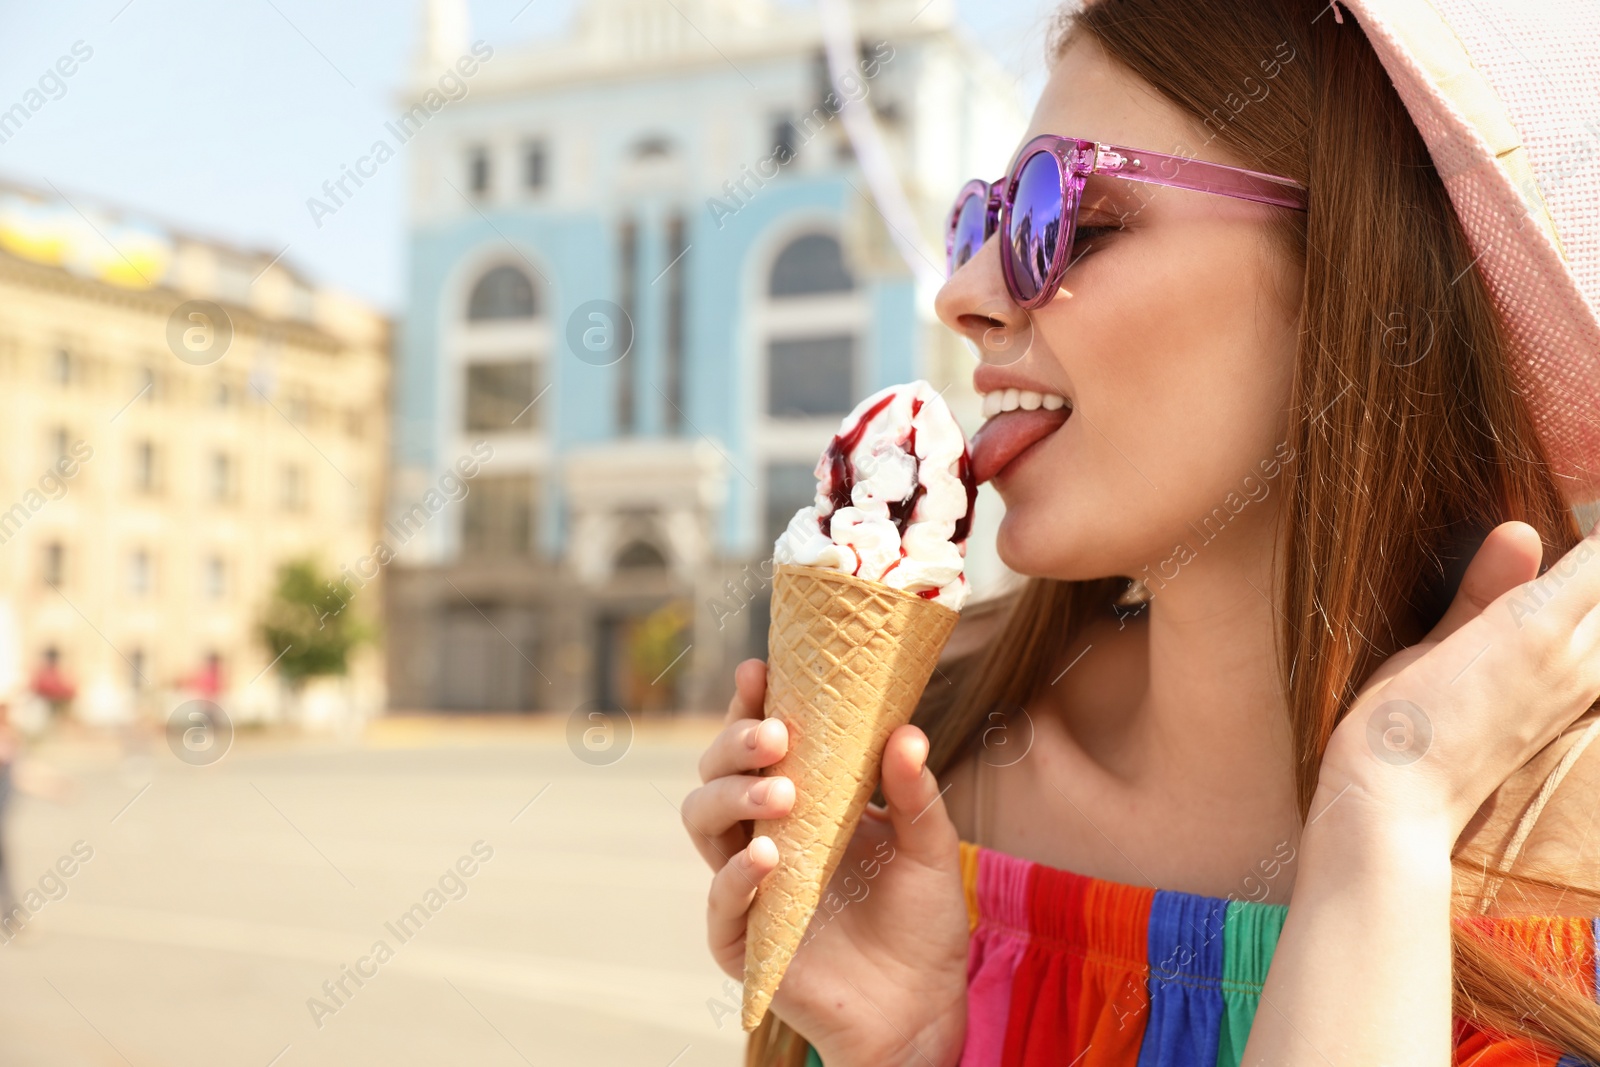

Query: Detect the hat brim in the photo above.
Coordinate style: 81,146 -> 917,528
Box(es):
1341,0 -> 1600,506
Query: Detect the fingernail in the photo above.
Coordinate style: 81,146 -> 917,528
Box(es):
748,836 -> 776,865
755,717 -> 783,748
750,779 -> 772,805
746,720 -> 763,748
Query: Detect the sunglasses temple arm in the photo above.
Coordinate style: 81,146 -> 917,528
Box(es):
1097,147 -> 1308,211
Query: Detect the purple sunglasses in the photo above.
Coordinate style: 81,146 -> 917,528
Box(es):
947,135 -> 1309,309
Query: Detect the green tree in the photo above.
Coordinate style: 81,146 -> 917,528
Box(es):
257,559 -> 372,689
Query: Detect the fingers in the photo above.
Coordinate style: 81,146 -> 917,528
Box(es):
686,660 -> 783,872
873,724 -> 959,863
698,715 -> 788,784
724,659 -> 768,725
1429,521 -> 1544,641
1491,519 -> 1600,637
682,773 -> 795,869
1538,516 -> 1600,608
707,835 -> 779,976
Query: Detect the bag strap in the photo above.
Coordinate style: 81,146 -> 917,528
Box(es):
1476,712 -> 1600,915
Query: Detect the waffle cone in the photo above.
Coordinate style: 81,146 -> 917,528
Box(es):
741,562 -> 959,1031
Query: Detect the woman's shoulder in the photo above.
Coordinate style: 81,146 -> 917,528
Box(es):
1455,706 -> 1600,916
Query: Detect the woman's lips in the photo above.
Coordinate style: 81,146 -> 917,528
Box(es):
969,407 -> 1072,485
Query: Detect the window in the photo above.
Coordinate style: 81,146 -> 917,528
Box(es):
468,145 -> 491,195
209,452 -> 233,503
615,540 -> 668,570
461,475 -> 533,558
50,426 -> 70,463
616,217 -> 638,434
138,365 -> 160,402
630,135 -> 673,160
523,139 -> 547,190
130,649 -> 148,691
467,266 -> 537,321
663,213 -> 687,433
767,335 -> 855,417
213,380 -> 232,408
464,362 -> 538,433
770,115 -> 796,163
769,233 -> 854,296
204,556 -> 226,600
281,464 -> 307,512
765,462 -> 821,550
128,549 -> 153,597
42,542 -> 64,587
764,232 -> 860,418
133,440 -> 159,493
48,348 -> 71,385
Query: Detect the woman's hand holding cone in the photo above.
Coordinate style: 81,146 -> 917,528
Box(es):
685,658 -> 970,1067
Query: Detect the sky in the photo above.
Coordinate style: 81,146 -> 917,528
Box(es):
0,0 -> 1060,312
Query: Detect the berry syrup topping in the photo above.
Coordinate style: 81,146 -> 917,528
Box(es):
818,392 -> 895,536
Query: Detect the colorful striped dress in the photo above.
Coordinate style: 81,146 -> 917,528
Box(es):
802,840 -> 1600,1067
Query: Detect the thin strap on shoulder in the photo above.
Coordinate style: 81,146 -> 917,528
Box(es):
1477,712 -> 1600,915
974,749 -> 990,849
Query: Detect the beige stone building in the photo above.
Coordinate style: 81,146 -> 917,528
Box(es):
0,179 -> 389,727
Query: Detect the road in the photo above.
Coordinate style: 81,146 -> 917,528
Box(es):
0,714 -> 742,1067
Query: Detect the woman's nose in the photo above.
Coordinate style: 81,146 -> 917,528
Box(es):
935,237 -> 1034,367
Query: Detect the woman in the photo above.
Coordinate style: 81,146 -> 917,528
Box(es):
686,0 -> 1600,1062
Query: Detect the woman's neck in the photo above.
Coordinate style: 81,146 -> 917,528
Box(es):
1029,513 -> 1304,896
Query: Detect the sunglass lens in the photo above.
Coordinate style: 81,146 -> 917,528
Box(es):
1006,151 -> 1065,303
949,191 -> 988,275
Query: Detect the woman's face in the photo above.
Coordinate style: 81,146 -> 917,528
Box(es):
936,32 -> 1305,586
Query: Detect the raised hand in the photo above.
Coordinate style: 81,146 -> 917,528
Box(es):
1320,519 -> 1600,841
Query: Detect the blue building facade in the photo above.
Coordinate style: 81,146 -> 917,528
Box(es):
387,0 -> 1024,711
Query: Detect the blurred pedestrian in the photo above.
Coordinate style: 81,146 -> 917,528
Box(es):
0,701 -> 18,921
29,647 -> 75,721
184,651 -> 225,703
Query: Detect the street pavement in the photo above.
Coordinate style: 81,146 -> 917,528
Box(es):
0,714 -> 743,1067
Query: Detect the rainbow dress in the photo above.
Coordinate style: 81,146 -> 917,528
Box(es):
803,841 -> 1600,1067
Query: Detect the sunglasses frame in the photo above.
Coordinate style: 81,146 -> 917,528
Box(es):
947,135 -> 1311,310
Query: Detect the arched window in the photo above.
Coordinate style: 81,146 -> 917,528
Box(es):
764,231 -> 859,417
467,265 -> 537,320
615,540 -> 668,571
768,233 -> 854,297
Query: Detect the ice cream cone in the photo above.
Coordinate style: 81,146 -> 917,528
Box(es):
741,562 -> 959,1031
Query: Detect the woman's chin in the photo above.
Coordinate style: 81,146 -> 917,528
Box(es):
995,510 -> 1134,584
995,511 -> 1078,580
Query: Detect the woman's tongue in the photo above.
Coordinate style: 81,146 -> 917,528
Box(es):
969,407 -> 1071,485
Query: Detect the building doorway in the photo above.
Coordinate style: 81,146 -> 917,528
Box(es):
436,604 -> 544,711
594,599 -> 690,714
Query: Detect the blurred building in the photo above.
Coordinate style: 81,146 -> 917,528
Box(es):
0,179 -> 389,726
388,0 -> 1026,712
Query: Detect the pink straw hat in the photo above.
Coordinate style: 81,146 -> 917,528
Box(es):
1333,0 -> 1600,506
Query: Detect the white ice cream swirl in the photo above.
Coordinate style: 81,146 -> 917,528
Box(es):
772,380 -> 974,610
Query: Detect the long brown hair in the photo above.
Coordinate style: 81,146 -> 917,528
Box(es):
749,0 -> 1600,1061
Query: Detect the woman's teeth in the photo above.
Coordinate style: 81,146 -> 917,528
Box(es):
980,388 -> 1070,418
